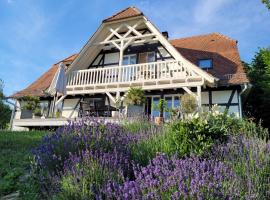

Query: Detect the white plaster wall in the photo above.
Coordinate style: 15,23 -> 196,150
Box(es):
201,91 -> 209,104
217,105 -> 240,117
212,90 -> 238,104
62,99 -> 80,118
211,90 -> 240,117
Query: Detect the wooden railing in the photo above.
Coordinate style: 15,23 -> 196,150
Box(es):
66,60 -> 201,89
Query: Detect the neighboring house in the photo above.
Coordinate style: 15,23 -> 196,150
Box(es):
10,7 -> 249,130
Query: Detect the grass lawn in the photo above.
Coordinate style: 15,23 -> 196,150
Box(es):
0,131 -> 47,199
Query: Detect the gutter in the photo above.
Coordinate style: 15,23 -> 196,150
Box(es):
238,83 -> 251,118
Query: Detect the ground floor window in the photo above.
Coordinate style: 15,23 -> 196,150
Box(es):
148,95 -> 180,119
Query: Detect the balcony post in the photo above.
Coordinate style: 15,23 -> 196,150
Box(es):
118,40 -> 124,82
197,85 -> 202,111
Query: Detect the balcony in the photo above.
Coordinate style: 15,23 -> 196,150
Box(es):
66,60 -> 204,95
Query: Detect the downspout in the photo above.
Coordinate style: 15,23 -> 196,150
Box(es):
240,83 -> 248,95
239,83 -> 249,118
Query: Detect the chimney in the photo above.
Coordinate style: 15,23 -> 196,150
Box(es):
162,31 -> 169,39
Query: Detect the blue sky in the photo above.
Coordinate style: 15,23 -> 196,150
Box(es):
0,0 -> 269,96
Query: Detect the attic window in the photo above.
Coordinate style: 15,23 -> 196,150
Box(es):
198,59 -> 213,69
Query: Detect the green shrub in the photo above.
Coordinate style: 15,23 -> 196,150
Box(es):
131,109 -> 241,165
180,93 -> 197,114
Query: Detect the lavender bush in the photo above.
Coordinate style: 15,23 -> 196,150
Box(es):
104,154 -> 240,199
55,149 -> 133,199
32,118 -> 138,172
31,114 -> 269,199
210,135 -> 270,199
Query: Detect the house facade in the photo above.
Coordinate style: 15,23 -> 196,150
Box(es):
10,7 -> 249,130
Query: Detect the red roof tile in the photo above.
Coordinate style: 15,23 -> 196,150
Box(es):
103,7 -> 143,23
170,33 -> 249,86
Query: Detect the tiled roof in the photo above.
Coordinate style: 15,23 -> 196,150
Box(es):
103,7 -> 143,23
170,33 -> 249,86
10,54 -> 78,98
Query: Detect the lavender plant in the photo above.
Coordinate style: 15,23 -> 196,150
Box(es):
104,154 -> 240,199
55,149 -> 133,199
31,115 -> 269,199
32,118 -> 137,173
211,135 -> 270,199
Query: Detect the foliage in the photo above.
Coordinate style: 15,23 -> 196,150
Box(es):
22,96 -> 41,116
29,113 -> 270,199
55,150 -> 128,199
180,93 -> 197,114
0,131 -> 46,198
210,135 -> 270,199
125,87 -> 146,106
122,118 -> 153,134
131,107 -> 268,166
262,0 -> 270,9
152,99 -> 174,118
0,79 -> 11,129
244,47 -> 270,131
105,154 -> 240,199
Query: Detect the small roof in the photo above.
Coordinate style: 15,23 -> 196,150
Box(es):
103,6 -> 143,23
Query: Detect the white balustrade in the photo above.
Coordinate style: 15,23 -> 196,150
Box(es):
66,60 -> 201,89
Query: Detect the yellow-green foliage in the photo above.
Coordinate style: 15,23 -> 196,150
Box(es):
180,93 -> 197,114
125,87 -> 146,106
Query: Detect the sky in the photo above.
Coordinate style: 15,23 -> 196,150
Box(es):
0,0 -> 269,96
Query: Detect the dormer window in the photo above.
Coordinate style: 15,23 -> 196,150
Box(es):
198,59 -> 213,69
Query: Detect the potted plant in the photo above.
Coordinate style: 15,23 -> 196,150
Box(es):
180,93 -> 198,118
152,99 -> 168,125
22,96 -> 41,118
125,87 -> 146,117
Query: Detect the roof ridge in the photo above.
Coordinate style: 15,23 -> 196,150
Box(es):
54,53 -> 78,65
170,32 -> 236,42
103,6 -> 142,23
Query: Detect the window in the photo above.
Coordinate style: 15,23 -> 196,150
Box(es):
123,54 -> 137,65
151,95 -> 181,119
147,52 -> 155,63
198,59 -> 213,69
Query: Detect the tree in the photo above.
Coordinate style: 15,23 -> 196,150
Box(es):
244,48 -> 270,130
0,79 -> 12,129
262,0 -> 270,10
